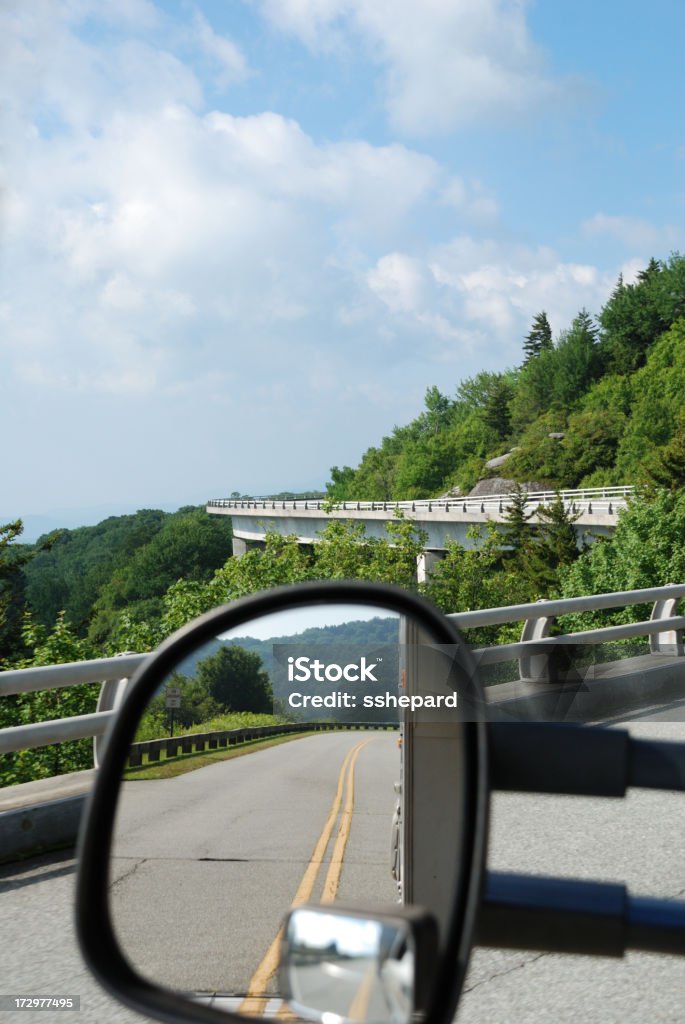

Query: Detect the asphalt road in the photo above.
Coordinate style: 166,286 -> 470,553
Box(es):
108,731 -> 399,995
1,720 -> 684,1024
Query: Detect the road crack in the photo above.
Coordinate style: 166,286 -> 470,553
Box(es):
463,952 -> 547,993
109,857 -> 147,891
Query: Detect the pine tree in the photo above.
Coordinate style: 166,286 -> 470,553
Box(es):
522,311 -> 553,365
483,376 -> 514,439
572,308 -> 598,341
521,493 -> 580,594
637,257 -> 661,283
500,486 -> 534,561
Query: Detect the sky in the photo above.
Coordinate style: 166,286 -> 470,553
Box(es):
2,0 -> 684,529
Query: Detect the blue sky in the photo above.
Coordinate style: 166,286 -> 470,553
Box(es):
2,0 -> 684,530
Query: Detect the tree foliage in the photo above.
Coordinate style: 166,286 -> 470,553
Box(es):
522,311 -> 553,364
23,506 -> 233,648
0,520 -> 31,664
6,251 -> 685,785
324,255 -> 685,499
196,645 -> 273,714
0,612 -> 99,786
521,494 -> 581,596
559,488 -> 685,634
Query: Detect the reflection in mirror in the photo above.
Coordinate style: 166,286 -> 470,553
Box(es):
107,603 -> 466,1019
281,907 -> 419,1024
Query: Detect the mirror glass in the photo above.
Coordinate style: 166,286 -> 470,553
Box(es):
107,602 -> 469,1018
282,907 -> 416,1024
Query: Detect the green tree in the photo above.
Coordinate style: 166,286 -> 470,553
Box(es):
326,465 -> 356,501
422,526 -> 530,645
362,512 -> 427,590
313,520 -> 376,580
482,375 -> 515,439
393,432 -> 458,498
560,407 -> 627,487
507,411 -> 569,487
0,612 -> 99,786
522,311 -> 553,364
88,508 -> 233,645
647,409 -> 685,489
24,509 -> 167,631
596,258 -> 683,374
521,494 -> 581,596
508,346 -> 557,433
313,512 -> 425,590
0,520 -> 30,663
197,645 -> 272,714
559,488 -> 685,634
137,671 -> 221,737
500,486 -> 534,562
422,385 -> 453,430
613,319 -> 685,482
550,310 -> 600,410
352,446 -> 398,500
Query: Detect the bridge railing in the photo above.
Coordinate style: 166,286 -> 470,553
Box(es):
448,582 -> 685,682
0,653 -> 147,764
0,579 -> 682,775
208,485 -> 634,517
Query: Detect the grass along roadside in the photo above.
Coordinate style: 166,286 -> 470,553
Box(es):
123,730 -> 315,780
133,710 -> 284,743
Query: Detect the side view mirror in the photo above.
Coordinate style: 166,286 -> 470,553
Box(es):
76,580 -> 488,1024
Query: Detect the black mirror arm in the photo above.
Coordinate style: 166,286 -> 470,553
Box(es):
489,723 -> 685,796
476,872 -> 685,957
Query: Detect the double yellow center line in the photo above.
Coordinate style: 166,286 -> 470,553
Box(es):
239,737 -> 372,1016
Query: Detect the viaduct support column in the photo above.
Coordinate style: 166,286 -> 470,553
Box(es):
232,536 -> 248,558
416,550 -> 444,585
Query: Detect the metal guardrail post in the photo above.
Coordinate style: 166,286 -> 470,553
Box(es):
519,602 -> 556,682
94,652 -> 139,769
650,587 -> 685,655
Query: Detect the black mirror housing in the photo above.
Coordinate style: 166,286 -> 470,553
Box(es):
75,580 -> 488,1024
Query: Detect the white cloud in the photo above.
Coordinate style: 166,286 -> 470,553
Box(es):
367,253 -> 426,313
582,213 -> 684,252
0,2 -> 648,511
257,0 -> 563,135
0,2 -> 250,138
258,0 -> 348,50
101,273 -> 145,310
440,176 -> 500,225
364,237 -> 617,364
2,0 -> 444,403
193,11 -> 251,86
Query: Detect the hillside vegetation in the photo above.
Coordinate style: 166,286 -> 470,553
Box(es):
326,255 -> 685,500
3,253 -> 685,785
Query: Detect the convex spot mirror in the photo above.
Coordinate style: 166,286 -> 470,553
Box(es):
76,581 -> 488,1024
281,904 -> 438,1024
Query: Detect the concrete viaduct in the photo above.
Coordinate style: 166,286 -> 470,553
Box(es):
207,486 -> 633,579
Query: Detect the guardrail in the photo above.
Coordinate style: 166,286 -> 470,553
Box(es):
127,721 -> 396,768
208,485 -> 634,517
449,582 -> 685,681
1,581 -> 684,861
0,578 -> 682,769
0,654 -> 147,762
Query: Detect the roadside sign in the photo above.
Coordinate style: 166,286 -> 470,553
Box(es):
165,687 -> 182,709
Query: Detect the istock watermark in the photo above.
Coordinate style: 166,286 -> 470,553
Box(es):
272,643 -> 461,722
287,655 -> 381,683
